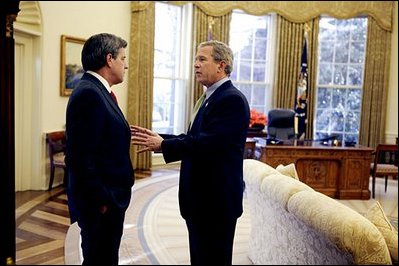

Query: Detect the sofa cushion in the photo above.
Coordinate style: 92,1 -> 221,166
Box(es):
288,190 -> 392,265
260,173 -> 313,209
365,201 -> 398,264
243,159 -> 280,186
276,163 -> 299,180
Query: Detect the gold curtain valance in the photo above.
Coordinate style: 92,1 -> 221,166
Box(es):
144,1 -> 394,32
131,1 -> 152,12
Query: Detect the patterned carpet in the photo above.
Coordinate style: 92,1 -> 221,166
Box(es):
65,175 -> 398,265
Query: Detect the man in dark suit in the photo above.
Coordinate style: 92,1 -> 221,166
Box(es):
131,40 -> 250,265
65,33 -> 134,265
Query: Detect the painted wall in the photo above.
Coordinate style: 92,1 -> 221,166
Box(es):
39,1 -> 131,132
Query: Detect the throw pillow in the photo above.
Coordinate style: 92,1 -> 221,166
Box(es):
243,159 -> 280,185
276,163 -> 299,180
365,201 -> 398,264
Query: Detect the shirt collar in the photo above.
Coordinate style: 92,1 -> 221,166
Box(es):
205,76 -> 229,100
87,70 -> 111,93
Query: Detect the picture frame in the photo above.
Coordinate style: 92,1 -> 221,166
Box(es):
60,35 -> 86,96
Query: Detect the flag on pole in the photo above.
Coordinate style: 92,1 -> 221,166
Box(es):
207,17 -> 214,41
294,37 -> 308,140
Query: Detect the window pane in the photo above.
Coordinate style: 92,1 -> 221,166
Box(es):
153,2 -> 189,135
319,18 -> 336,41
153,78 -> 174,133
347,65 -> 363,86
331,110 -> 344,131
319,42 -> 334,62
333,64 -> 347,85
154,3 -> 181,78
314,17 -> 367,143
317,87 -> 331,109
346,89 -> 362,110
336,20 -> 350,40
351,18 -> 367,41
254,39 -> 266,60
345,111 -> 360,133
318,63 -> 333,85
253,61 -> 266,82
316,109 -> 331,131
332,88 -> 346,109
230,11 -> 275,118
239,60 -> 251,81
237,83 -> 251,101
335,41 -> 349,63
241,44 -> 253,60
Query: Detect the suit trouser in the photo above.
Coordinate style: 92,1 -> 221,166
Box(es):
186,217 -> 237,265
78,205 -> 125,265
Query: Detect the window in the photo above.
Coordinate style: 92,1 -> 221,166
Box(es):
314,17 -> 367,143
153,2 -> 192,134
229,11 -> 276,117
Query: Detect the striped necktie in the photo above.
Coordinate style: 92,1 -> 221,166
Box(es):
110,91 -> 118,105
189,93 -> 206,128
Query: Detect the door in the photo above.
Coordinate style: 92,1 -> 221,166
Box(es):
14,33 -> 34,191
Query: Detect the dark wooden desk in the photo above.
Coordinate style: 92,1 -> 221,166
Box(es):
258,140 -> 373,200
247,129 -> 267,138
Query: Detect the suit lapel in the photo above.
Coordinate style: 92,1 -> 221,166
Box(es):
83,74 -> 130,129
188,80 -> 233,134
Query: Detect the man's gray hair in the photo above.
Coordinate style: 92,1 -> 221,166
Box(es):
82,33 -> 127,71
198,40 -> 234,76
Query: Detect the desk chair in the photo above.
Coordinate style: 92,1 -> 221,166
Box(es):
46,131 -> 67,191
267,108 -> 296,140
370,144 -> 398,198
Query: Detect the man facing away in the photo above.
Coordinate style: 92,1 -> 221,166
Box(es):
131,40 -> 250,265
65,33 -> 134,265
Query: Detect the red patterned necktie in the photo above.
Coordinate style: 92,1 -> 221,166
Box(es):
110,91 -> 118,105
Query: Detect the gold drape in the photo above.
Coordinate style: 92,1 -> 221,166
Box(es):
192,6 -> 231,104
359,16 -> 392,148
273,16 -> 318,139
169,1 -> 394,31
306,19 -> 319,140
128,1 -> 155,169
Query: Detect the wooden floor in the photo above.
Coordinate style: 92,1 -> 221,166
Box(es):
15,165 -> 398,265
15,165 -> 176,265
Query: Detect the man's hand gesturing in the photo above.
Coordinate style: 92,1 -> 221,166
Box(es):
130,125 -> 163,153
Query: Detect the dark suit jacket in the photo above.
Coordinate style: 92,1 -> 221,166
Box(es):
65,73 -> 134,220
161,80 -> 250,220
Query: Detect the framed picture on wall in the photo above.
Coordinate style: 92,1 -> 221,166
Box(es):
60,35 -> 86,96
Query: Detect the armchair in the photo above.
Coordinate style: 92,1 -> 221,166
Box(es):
46,131 -> 67,190
370,144 -> 398,198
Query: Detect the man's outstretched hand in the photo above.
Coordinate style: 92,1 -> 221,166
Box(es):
130,125 -> 163,153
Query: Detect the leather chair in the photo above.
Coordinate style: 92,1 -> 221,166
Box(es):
370,144 -> 398,198
267,108 -> 296,140
46,131 -> 67,190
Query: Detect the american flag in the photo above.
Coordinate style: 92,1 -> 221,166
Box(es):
295,39 -> 308,139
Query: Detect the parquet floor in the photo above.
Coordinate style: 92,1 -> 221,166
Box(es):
15,166 -> 174,265
15,164 -> 398,265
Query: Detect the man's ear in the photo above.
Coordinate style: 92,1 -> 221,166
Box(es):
219,61 -> 226,72
106,53 -> 113,67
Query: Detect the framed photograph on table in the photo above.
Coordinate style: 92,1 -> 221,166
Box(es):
60,35 -> 86,96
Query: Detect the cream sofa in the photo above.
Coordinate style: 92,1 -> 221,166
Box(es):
243,159 -> 395,265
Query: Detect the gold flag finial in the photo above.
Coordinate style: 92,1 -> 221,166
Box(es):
207,16 -> 215,40
304,23 -> 311,40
